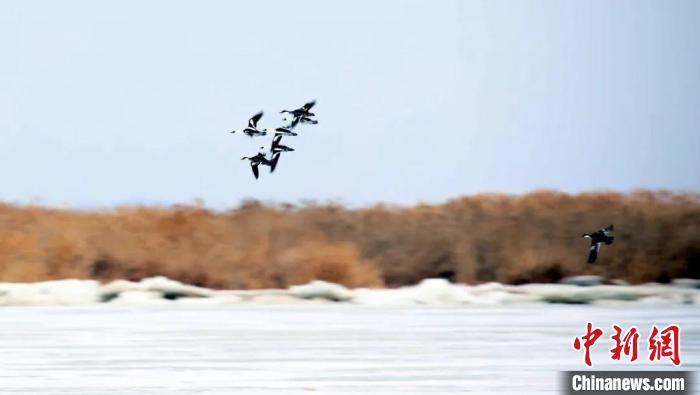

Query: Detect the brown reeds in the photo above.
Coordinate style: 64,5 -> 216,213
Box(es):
0,190 -> 698,288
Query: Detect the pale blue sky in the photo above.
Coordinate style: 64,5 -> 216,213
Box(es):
1,0 -> 698,208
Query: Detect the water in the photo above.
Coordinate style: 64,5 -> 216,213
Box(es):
0,305 -> 697,394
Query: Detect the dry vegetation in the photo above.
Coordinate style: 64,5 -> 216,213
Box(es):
0,190 -> 698,288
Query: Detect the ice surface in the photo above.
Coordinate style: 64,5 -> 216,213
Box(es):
0,276 -> 699,306
0,304 -> 697,394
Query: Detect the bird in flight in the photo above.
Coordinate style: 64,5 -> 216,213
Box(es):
231,111 -> 267,138
270,135 -> 295,154
582,224 -> 615,263
232,100 -> 318,178
280,100 -> 316,118
241,151 -> 278,179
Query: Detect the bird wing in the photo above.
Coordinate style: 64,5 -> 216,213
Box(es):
273,134 -> 282,147
289,116 -> 299,129
591,230 -> 604,240
602,224 -> 614,236
251,163 -> 259,179
587,242 -> 601,263
248,111 -> 264,128
302,100 -> 316,111
271,153 -> 281,173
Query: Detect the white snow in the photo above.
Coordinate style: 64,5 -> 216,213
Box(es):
0,279 -> 100,306
288,280 -> 353,301
100,276 -> 215,301
559,275 -> 606,286
0,276 -> 698,306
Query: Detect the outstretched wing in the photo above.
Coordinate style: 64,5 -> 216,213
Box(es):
587,242 -> 601,263
302,100 -> 316,111
251,163 -> 259,179
289,116 -> 299,129
271,153 -> 281,173
272,134 -> 282,147
248,111 -> 264,128
601,225 -> 614,238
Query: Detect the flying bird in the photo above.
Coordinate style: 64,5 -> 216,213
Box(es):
280,100 -> 316,117
231,111 -> 267,138
282,115 -> 318,126
272,126 -> 298,136
241,151 -> 276,179
234,101 -> 318,179
582,224 -> 615,263
258,135 -> 293,172
271,135 -> 294,154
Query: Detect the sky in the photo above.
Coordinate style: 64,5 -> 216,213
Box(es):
1,0 -> 699,209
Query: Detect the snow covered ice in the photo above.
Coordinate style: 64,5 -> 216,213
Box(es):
0,277 -> 698,393
0,304 -> 697,394
1,276 -> 700,306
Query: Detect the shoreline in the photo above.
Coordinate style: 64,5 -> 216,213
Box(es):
1,276 -> 699,307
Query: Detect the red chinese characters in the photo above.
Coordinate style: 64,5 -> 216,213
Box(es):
573,322 -> 604,367
648,324 -> 681,366
610,325 -> 639,362
573,323 -> 681,367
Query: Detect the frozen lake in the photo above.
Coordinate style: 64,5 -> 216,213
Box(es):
0,305 -> 697,394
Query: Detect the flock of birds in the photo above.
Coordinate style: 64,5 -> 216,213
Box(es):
231,100 -> 318,179
229,100 -> 615,264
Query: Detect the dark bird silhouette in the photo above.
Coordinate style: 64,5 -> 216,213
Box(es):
270,135 -> 294,154
261,135 -> 293,172
297,115 -> 318,125
241,151 -> 275,179
271,125 -> 298,136
231,111 -> 267,137
282,115 -> 318,126
280,100 -> 316,117
582,224 -> 615,263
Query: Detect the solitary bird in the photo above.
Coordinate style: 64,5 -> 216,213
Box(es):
582,224 -> 615,263
231,111 -> 267,138
281,100 -> 316,118
241,151 -> 278,179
